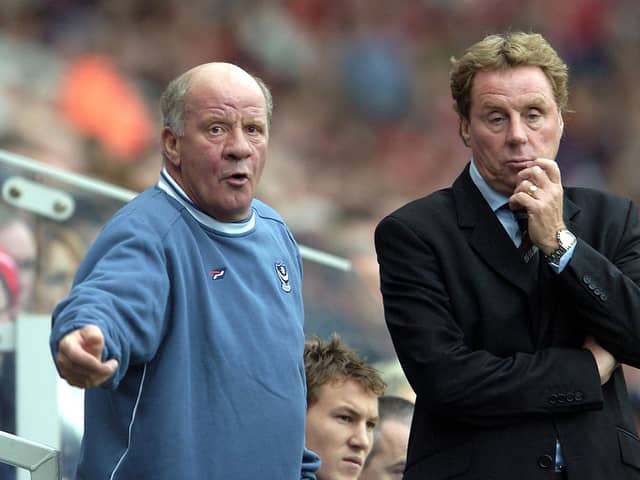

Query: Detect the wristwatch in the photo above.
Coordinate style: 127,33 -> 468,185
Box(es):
544,229 -> 576,266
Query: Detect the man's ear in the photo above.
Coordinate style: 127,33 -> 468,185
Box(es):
460,118 -> 471,147
559,113 -> 564,134
161,127 -> 180,167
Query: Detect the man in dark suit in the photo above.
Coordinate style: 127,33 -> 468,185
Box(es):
374,31 -> 640,480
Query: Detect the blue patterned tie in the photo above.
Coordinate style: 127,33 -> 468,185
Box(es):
512,209 -> 538,263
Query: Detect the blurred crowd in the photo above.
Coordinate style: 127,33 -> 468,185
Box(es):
1,0 -> 640,427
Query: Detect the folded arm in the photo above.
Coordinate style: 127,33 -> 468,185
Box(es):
375,214 -> 605,426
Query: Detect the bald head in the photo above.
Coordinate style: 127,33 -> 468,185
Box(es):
160,62 -> 272,141
189,62 -> 255,83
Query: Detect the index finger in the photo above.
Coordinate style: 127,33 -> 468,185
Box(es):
531,158 -> 561,184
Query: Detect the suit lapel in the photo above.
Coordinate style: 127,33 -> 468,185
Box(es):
563,196 -> 581,237
453,166 -> 584,345
453,167 -> 533,294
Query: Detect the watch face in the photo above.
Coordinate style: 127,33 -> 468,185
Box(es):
558,230 -> 575,248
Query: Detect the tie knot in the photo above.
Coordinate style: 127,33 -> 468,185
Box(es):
500,203 -> 528,235
513,209 -> 528,235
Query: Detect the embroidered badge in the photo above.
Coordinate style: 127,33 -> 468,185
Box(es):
275,263 -> 291,293
209,268 -> 226,281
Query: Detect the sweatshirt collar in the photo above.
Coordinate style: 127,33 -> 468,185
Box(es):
157,168 -> 256,235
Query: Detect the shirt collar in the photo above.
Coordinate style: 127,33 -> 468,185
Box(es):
469,159 -> 510,213
157,168 -> 256,235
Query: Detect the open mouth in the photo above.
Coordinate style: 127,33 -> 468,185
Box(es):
226,173 -> 249,185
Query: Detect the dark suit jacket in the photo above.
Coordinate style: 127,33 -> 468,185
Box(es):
375,165 -> 640,479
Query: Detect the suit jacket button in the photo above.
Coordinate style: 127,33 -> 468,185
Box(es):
548,394 -> 557,405
538,454 -> 554,469
600,293 -> 608,301
566,393 -> 575,402
575,391 -> 584,401
583,275 -> 592,285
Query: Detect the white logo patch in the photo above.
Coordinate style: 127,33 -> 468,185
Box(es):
275,263 -> 291,293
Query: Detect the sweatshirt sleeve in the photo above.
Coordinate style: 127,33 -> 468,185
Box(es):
300,447 -> 321,480
50,211 -> 170,389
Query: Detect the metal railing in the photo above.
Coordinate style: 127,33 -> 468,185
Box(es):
0,149 -> 352,271
0,430 -> 60,480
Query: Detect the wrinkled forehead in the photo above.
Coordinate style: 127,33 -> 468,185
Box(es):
472,66 -> 556,102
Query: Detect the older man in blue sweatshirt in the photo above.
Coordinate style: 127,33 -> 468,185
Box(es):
50,62 -> 319,479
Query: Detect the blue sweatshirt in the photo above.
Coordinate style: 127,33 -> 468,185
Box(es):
50,171 -> 320,479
